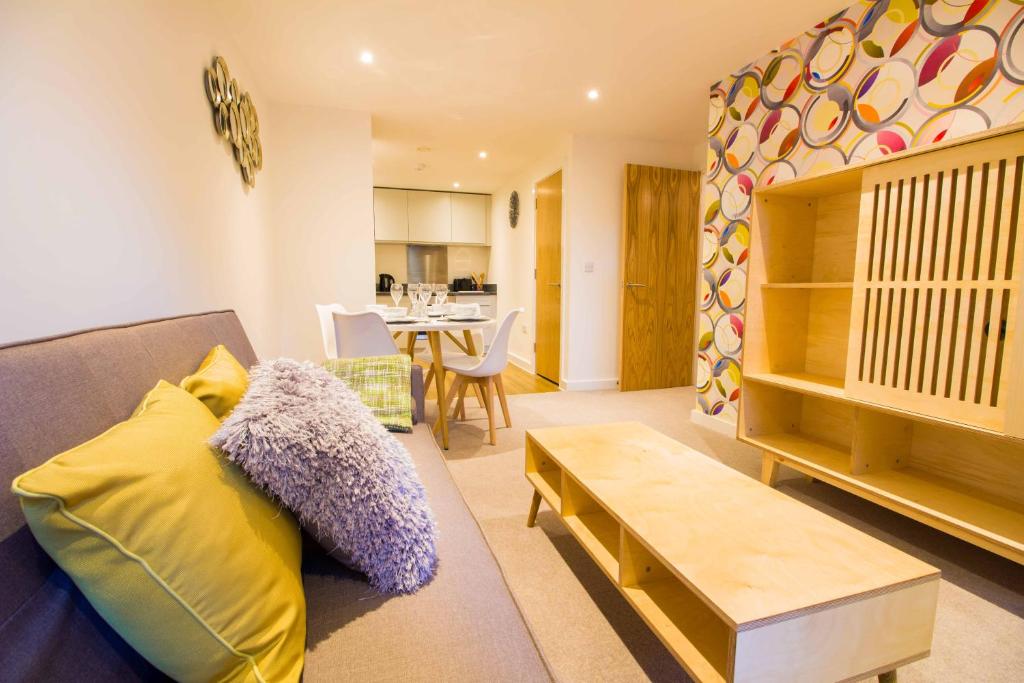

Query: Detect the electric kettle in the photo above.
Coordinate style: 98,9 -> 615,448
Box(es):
378,273 -> 395,292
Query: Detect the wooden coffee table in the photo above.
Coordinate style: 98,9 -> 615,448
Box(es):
524,422 -> 939,683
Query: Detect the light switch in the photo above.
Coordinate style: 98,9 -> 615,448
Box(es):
584,261 -> 594,273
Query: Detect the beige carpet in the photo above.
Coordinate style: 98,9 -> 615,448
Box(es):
428,387 -> 1024,682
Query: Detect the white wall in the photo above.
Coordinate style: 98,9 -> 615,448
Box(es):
488,143 -> 568,372
0,0 -> 279,354
265,105 -> 375,362
561,134 -> 692,389
0,1 -> 376,362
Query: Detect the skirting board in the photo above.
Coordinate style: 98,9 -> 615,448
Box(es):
508,352 -> 534,374
561,378 -> 619,391
689,408 -> 736,437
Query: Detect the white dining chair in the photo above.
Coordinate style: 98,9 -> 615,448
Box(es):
315,303 -> 347,359
437,308 -> 523,445
332,311 -> 401,358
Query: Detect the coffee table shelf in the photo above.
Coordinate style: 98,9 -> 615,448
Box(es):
525,422 -> 940,683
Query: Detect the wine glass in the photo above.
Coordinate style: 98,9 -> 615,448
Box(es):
434,283 -> 448,306
390,282 -> 403,307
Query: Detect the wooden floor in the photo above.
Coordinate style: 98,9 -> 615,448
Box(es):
424,361 -> 558,400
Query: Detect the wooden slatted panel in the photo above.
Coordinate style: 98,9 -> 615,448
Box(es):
846,133 -> 1024,432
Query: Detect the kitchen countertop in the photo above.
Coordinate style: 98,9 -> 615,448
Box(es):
450,290 -> 496,295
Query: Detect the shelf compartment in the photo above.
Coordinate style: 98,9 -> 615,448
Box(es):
761,282 -> 854,289
525,435 -> 562,510
751,188 -> 860,284
743,371 -> 845,399
562,476 -> 620,580
619,531 -> 730,683
757,287 -> 852,384
740,381 -> 855,464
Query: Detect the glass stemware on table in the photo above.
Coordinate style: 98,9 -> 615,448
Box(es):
390,282 -> 403,307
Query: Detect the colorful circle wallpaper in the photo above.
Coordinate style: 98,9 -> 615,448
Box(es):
698,0 -> 1024,421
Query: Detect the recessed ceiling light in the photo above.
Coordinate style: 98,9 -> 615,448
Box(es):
359,50 -> 374,65
587,88 -> 600,101
453,181 -> 461,188
478,151 -> 488,159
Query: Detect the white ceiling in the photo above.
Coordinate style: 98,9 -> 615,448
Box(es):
218,0 -> 844,193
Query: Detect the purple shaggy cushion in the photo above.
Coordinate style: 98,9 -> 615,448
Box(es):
210,358 -> 438,594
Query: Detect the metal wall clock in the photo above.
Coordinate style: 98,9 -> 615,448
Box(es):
204,56 -> 262,187
509,190 -> 520,228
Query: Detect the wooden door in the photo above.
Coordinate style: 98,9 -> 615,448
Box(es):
620,165 -> 699,391
845,132 -> 1024,434
535,171 -> 562,384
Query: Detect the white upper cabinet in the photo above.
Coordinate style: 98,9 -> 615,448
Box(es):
375,188 -> 489,244
407,190 -> 452,243
373,188 -> 408,241
451,193 -> 489,244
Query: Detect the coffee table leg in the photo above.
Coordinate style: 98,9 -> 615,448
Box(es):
526,490 -> 542,527
878,671 -> 897,683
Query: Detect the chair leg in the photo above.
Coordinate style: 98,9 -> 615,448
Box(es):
436,375 -> 462,434
482,377 -> 496,445
494,373 -> 512,428
424,365 -> 434,391
471,382 -> 485,407
455,381 -> 468,420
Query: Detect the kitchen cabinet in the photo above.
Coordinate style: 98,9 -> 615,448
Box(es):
373,187 -> 490,245
408,191 -> 452,243
451,193 -> 489,244
373,188 -> 409,241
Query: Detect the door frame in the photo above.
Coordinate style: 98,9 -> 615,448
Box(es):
534,169 -> 564,386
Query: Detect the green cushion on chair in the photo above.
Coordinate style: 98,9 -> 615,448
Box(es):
323,354 -> 413,433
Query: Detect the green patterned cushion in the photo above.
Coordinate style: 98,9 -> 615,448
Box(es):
323,354 -> 413,433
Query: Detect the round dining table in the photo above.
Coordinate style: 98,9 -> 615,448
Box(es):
386,317 -> 495,449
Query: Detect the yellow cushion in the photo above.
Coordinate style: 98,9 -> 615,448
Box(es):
180,344 -> 249,419
11,380 -> 305,682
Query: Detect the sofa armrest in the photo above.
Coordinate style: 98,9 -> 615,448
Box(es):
410,364 -> 425,425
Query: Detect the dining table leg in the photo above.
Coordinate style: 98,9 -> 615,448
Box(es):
427,331 -> 449,449
405,331 -> 417,360
462,330 -> 485,407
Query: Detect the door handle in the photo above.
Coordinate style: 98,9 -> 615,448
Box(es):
624,283 -> 648,288
547,282 -> 561,287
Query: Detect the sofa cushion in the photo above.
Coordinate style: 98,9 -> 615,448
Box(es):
179,344 -> 249,419
301,424 -> 551,682
12,380 -> 306,682
211,359 -> 437,594
323,354 -> 413,432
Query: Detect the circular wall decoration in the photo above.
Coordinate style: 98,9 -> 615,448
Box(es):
700,270 -> 718,311
726,72 -> 762,123
853,59 -> 916,130
703,183 -> 722,224
711,356 -> 742,403
702,224 -> 721,268
719,220 -> 750,265
848,126 -> 911,163
912,106 -> 990,147
205,56 -> 261,187
716,267 -> 747,312
857,0 -> 919,60
804,21 -> 857,91
916,27 -> 998,111
920,0 -> 996,38
758,105 -> 801,161
757,159 -> 797,187
724,123 -> 758,172
761,50 -> 804,108
720,171 -> 756,220
714,313 -> 744,356
708,88 -> 727,134
999,9 -> 1024,85
696,353 -> 714,393
698,313 -> 715,352
509,191 -> 520,228
801,84 -> 853,147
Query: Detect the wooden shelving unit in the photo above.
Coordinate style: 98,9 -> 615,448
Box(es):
740,126 -> 1024,565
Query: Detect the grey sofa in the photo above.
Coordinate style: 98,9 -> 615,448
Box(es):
0,310 -> 550,681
